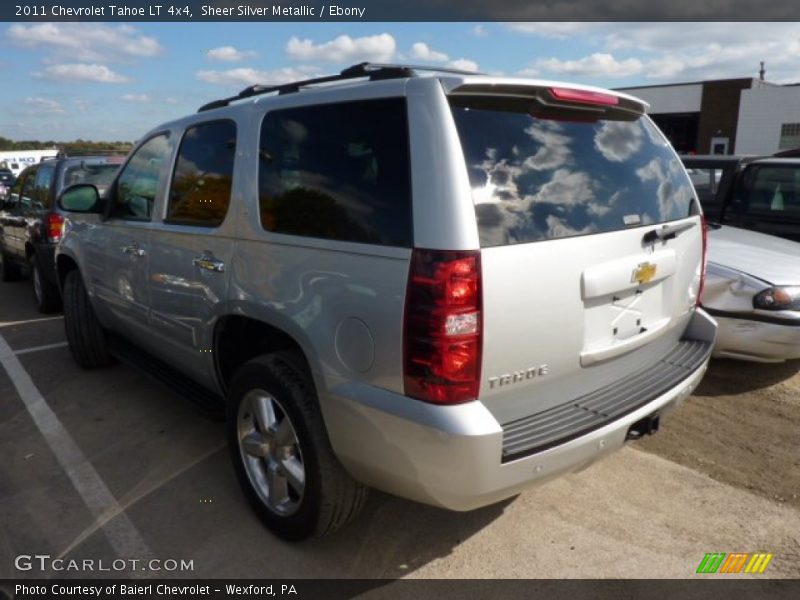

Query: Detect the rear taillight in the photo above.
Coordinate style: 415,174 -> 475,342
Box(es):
403,249 -> 482,404
697,215 -> 708,306
549,87 -> 619,106
47,213 -> 65,243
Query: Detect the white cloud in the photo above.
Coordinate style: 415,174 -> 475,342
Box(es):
196,66 -> 318,87
286,33 -> 396,63
7,23 -> 162,62
510,23 -> 800,84
472,25 -> 488,37
410,42 -> 449,63
448,58 -> 480,72
206,46 -> 257,62
509,23 -> 605,39
36,63 -> 129,84
24,97 -> 65,114
165,97 -> 179,105
534,53 -> 643,78
121,93 -> 151,103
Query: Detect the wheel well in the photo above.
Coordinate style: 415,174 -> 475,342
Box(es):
56,254 -> 79,290
214,316 -> 312,392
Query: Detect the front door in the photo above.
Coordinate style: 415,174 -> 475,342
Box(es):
96,133 -> 173,349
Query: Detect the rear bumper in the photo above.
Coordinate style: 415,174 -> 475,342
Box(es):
325,309 -> 716,511
32,243 -> 58,285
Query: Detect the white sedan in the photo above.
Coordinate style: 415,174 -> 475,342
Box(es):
702,224 -> 800,362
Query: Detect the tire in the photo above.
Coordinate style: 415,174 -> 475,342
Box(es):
31,254 -> 62,313
0,243 -> 21,282
226,352 -> 368,541
63,270 -> 114,368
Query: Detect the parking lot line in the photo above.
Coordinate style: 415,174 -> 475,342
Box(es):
0,315 -> 63,328
0,332 -> 154,561
14,341 -> 69,355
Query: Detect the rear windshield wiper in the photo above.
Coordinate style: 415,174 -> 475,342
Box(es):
642,221 -> 697,245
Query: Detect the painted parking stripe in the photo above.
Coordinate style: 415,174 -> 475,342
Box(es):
14,341 -> 69,355
0,333 -> 154,561
0,315 -> 63,328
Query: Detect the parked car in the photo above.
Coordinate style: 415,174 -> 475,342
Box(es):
54,63 -> 716,540
702,224 -> 800,362
0,156 -> 123,312
681,155 -> 800,242
0,168 -> 14,199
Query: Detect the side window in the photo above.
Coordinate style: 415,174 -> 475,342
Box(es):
741,167 -> 800,216
258,98 -> 413,247
8,171 -> 30,207
33,164 -> 55,209
110,134 -> 171,221
19,168 -> 37,209
166,120 -> 236,227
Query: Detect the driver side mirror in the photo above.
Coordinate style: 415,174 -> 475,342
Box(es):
57,184 -> 103,214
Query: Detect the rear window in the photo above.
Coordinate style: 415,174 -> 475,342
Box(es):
258,98 -> 412,247
62,162 -> 120,195
450,101 -> 696,247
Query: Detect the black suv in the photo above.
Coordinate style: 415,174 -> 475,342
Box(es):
0,156 -> 122,311
682,154 -> 800,242
0,169 -> 14,199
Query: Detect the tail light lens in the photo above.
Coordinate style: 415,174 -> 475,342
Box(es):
47,213 -> 65,243
549,87 -> 619,106
697,215 -> 708,306
403,249 -> 482,404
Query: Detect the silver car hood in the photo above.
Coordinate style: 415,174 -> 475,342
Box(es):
707,225 -> 800,286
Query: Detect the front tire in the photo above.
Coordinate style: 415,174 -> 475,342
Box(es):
226,352 -> 368,541
63,270 -> 114,368
31,254 -> 62,313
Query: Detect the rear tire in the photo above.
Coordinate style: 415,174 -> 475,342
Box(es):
0,243 -> 21,282
226,352 -> 368,541
63,270 -> 114,368
31,254 -> 62,313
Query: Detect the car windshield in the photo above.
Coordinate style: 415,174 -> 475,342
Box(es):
0,171 -> 14,184
61,163 -> 120,194
450,99 -> 696,247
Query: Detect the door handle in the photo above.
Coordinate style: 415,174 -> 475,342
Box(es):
193,256 -> 225,273
121,244 -> 146,257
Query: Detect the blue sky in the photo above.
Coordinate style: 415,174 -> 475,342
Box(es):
2,22 -> 799,142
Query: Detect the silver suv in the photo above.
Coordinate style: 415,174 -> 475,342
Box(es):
55,63 -> 717,540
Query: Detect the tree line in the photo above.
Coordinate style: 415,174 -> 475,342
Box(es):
0,136 -> 133,154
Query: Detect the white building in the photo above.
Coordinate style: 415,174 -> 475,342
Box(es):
735,85 -> 800,155
617,76 -> 800,156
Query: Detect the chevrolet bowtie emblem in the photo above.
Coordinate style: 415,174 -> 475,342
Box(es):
632,262 -> 657,285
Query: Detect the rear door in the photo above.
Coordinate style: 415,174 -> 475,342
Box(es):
447,88 -> 703,423
147,119 -> 237,388
3,167 -> 37,258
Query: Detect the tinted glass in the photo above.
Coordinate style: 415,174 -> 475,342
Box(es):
62,163 -> 120,196
167,120 -> 236,227
111,134 -> 171,221
17,168 -> 37,209
32,164 -> 54,209
451,103 -> 696,247
736,166 -> 800,217
258,98 -> 412,247
0,171 -> 14,185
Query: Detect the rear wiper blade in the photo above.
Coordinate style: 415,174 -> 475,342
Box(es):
642,221 -> 697,245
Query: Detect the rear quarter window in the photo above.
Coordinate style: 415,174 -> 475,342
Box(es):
450,102 -> 696,246
258,98 -> 413,247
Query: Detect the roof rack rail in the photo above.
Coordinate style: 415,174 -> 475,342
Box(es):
197,62 -> 483,113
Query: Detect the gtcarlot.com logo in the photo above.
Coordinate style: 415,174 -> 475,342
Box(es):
15,554 -> 194,573
696,552 -> 774,574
